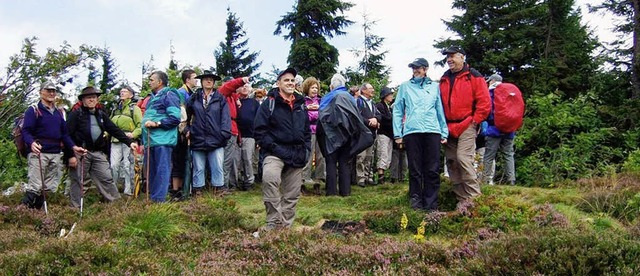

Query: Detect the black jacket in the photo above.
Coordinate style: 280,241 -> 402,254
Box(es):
254,90 -> 311,168
67,106 -> 132,154
237,97 -> 260,138
186,88 -> 232,151
319,92 -> 373,157
357,96 -> 381,136
376,101 -> 393,139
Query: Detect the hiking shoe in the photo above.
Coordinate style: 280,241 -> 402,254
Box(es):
410,195 -> 423,210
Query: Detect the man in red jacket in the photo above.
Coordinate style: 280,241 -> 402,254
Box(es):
218,76 -> 250,190
439,46 -> 491,208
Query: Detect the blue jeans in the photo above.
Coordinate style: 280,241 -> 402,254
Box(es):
192,147 -> 225,188
146,146 -> 173,202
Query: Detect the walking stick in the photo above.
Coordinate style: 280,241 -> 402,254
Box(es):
133,148 -> 141,198
38,153 -> 48,215
79,155 -> 85,218
145,130 -> 151,203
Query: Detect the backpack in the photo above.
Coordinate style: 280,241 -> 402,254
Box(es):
13,105 -> 41,158
492,83 -> 525,133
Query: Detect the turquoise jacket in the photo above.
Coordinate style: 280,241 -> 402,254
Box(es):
141,87 -> 181,147
392,77 -> 448,139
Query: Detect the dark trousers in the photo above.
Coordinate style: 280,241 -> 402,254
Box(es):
317,129 -> 352,196
404,133 -> 441,210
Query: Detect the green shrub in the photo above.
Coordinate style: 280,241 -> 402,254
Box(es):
120,204 -> 186,244
623,149 -> 640,173
577,175 -> 640,222
182,197 -> 245,233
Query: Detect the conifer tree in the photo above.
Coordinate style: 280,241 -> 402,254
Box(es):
214,7 -> 261,78
275,0 -> 353,81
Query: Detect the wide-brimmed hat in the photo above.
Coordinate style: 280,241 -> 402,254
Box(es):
441,45 -> 466,56
408,58 -> 429,68
78,86 -> 102,100
195,70 -> 221,81
379,87 -> 393,99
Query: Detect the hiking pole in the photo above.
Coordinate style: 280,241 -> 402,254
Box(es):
38,152 -> 48,215
145,130 -> 151,203
79,155 -> 85,218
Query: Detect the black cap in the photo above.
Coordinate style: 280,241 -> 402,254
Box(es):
195,70 -> 221,81
441,45 -> 466,56
379,87 -> 393,99
408,58 -> 429,68
277,68 -> 297,80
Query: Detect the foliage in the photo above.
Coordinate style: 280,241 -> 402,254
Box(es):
214,7 -> 261,78
434,0 -> 598,98
348,13 -> 390,83
120,204 -> 187,245
577,174 -> 640,222
623,149 -> 640,173
274,0 -> 354,81
0,37 -> 98,133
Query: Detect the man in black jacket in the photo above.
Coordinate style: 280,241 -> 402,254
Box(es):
66,86 -> 137,207
356,83 -> 381,186
254,68 -> 311,230
375,87 -> 394,183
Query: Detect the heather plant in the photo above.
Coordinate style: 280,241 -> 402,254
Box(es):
577,175 -> 640,222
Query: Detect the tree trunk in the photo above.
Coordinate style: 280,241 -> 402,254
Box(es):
633,0 -> 640,99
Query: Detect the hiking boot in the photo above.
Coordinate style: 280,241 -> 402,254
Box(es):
169,190 -> 183,201
509,180 -> 516,186
21,191 -> 42,209
410,195 -> 423,210
193,187 -> 203,197
357,181 -> 366,188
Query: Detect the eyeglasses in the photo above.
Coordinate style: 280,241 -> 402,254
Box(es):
43,89 -> 57,93
280,78 -> 295,83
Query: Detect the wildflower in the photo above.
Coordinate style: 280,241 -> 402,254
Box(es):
413,220 -> 426,242
400,213 -> 408,230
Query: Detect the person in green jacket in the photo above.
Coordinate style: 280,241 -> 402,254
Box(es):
110,85 -> 142,196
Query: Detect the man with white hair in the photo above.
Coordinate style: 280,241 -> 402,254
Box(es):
254,68 -> 311,230
294,74 -> 304,94
317,74 -> 373,196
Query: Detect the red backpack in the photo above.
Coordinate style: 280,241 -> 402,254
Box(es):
492,83 -> 525,133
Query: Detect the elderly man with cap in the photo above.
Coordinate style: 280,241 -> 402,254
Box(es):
20,80 -> 86,209
109,85 -> 142,196
185,70 -> 231,196
393,58 -> 448,211
254,67 -> 311,230
481,73 -> 517,186
66,86 -> 138,207
439,46 -> 491,209
375,87 -> 394,183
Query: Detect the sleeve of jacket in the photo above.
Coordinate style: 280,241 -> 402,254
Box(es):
159,90 -> 181,129
376,102 -> 391,122
472,76 -> 491,124
392,85 -> 406,139
103,111 -> 133,145
253,99 -> 274,150
63,110 -> 80,162
131,105 -> 143,139
21,106 -> 38,148
218,78 -> 245,97
220,97 -> 232,140
303,109 -> 312,152
434,85 -> 449,139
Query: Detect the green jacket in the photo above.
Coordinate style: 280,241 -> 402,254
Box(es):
110,99 -> 143,142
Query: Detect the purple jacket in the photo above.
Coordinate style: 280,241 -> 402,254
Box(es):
305,96 -> 321,134
22,102 -> 75,154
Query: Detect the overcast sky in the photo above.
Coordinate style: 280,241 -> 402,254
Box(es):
0,0 -> 617,94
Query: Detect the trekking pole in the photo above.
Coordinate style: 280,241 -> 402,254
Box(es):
79,155 -> 85,218
38,152 -> 48,215
145,130 -> 151,203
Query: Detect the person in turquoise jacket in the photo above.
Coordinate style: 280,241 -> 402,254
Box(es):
392,58 -> 448,211
141,71 -> 181,202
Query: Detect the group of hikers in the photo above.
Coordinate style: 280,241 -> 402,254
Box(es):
18,45 -> 524,229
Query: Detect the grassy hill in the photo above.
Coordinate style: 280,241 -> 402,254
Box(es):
1,174 -> 640,274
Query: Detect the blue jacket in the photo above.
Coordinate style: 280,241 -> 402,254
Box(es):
254,90 -> 311,168
141,87 -> 181,147
483,87 -> 516,139
237,97 -> 260,138
186,88 -> 232,150
393,77 -> 448,139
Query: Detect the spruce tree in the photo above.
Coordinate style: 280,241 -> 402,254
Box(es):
99,47 -> 118,94
214,7 -> 261,78
434,0 -> 597,98
274,0 -> 354,81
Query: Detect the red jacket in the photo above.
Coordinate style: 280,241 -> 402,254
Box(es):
218,78 -> 246,136
439,64 -> 491,138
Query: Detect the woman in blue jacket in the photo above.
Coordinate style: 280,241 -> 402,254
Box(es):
392,58 -> 448,211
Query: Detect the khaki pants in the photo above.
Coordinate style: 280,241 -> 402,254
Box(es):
356,144 -> 375,184
262,155 -> 303,227
26,152 -> 63,194
69,151 -> 121,207
446,124 -> 481,201
376,135 -> 393,171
